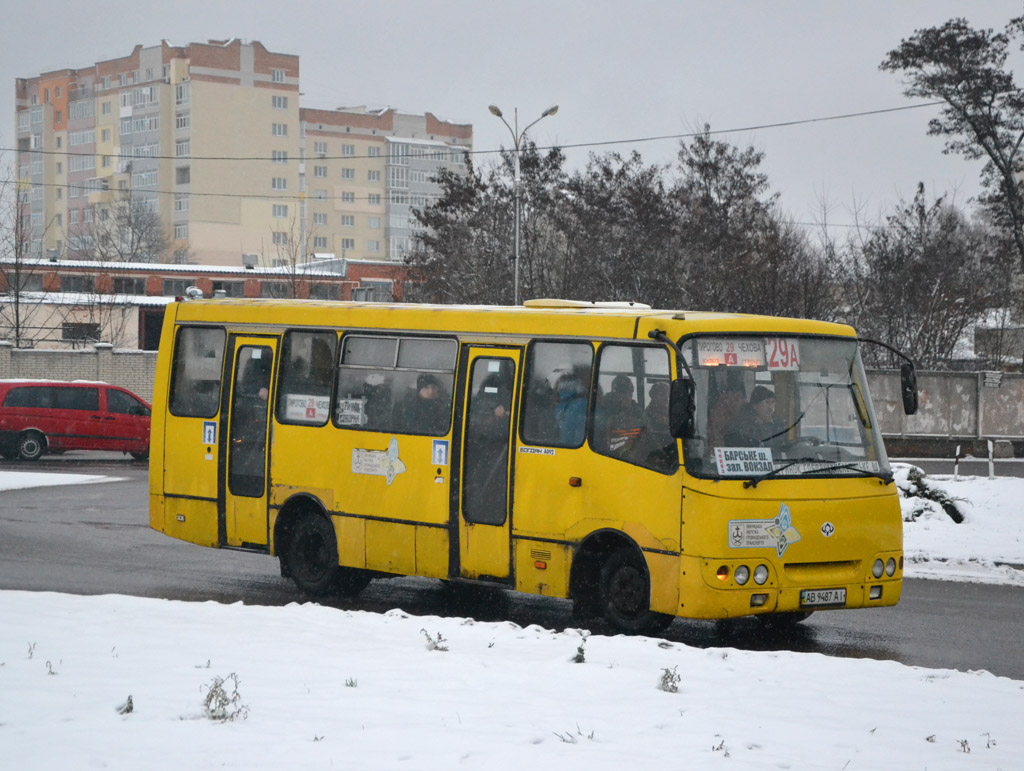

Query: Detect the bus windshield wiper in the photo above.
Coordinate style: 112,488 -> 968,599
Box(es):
804,463 -> 894,484
742,458 -> 818,489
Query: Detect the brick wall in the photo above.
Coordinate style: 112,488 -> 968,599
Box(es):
0,342 -> 157,402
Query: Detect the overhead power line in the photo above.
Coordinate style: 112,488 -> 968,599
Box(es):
1,100 -> 946,163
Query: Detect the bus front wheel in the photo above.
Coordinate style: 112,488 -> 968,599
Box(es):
599,548 -> 673,635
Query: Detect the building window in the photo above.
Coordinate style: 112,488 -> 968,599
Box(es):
272,177 -> 287,190
62,323 -> 101,343
175,140 -> 190,157
314,189 -> 327,200
272,123 -> 288,137
368,193 -> 381,206
367,240 -> 381,252
175,82 -> 190,105
272,204 -> 288,218
341,215 -> 354,227
176,166 -> 190,184
102,100 -> 112,115
272,150 -> 288,164
273,231 -> 289,245
341,238 -> 355,250
314,141 -> 327,157
368,169 -> 381,182
175,194 -> 189,212
174,224 -> 189,239
101,128 -> 111,142
368,216 -> 381,229
313,212 -> 327,225
272,95 -> 288,109
272,69 -> 285,83
309,283 -> 340,300
313,165 -> 327,178
313,236 -> 328,249
175,113 -> 190,129
368,146 -> 381,157
113,277 -> 147,295
61,275 -> 96,293
342,168 -> 355,180
212,280 -> 244,297
261,282 -> 290,298
342,144 -> 355,156
341,192 -> 355,203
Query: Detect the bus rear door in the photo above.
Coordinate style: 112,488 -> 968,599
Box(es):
222,336 -> 278,548
457,348 -> 520,581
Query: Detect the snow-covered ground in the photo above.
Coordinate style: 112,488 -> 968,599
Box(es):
1,465 -> 1022,770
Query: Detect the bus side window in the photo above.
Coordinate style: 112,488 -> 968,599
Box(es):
521,341 -> 593,448
334,335 -> 456,436
592,344 -> 678,473
169,326 -> 226,418
275,330 -> 337,426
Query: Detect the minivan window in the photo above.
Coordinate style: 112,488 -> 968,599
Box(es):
108,388 -> 150,416
54,387 -> 99,411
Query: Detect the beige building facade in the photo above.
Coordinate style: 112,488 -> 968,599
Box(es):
14,39 -> 471,268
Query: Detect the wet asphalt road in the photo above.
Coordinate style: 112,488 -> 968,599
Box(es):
1,453 -> 1022,680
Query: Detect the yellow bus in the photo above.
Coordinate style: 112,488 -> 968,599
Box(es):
149,297 -> 916,633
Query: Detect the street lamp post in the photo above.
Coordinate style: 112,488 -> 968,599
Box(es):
488,104 -> 558,305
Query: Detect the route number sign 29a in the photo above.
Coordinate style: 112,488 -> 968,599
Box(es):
765,338 -> 800,371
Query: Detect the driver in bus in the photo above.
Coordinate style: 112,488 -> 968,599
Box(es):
724,385 -> 784,448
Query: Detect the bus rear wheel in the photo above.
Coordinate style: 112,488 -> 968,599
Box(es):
285,512 -> 370,598
599,548 -> 673,635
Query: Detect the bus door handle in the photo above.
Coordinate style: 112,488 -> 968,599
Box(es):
569,477 -> 582,487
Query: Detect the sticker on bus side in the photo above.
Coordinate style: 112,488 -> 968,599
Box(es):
519,446 -> 556,456
351,437 -> 406,485
728,503 -> 802,558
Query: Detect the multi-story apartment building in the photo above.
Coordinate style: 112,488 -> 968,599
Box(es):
13,39 -> 472,268
300,107 -> 472,263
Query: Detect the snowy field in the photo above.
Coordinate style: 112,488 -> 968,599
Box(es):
1,465 -> 1023,770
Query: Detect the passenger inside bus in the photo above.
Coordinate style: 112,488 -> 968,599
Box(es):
402,373 -> 449,434
553,371 -> 588,446
595,374 -> 647,458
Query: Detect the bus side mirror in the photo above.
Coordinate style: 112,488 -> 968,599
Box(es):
900,362 -> 918,415
669,379 -> 695,439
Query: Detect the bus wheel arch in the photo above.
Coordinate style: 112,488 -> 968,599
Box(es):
275,496 -> 370,598
570,531 -> 672,635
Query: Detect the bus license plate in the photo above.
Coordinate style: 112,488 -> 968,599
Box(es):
800,588 -> 846,607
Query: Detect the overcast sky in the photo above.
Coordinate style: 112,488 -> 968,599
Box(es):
4,1 -> 1024,234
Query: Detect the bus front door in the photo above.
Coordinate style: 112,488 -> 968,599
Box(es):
222,337 -> 277,549
457,349 -> 520,581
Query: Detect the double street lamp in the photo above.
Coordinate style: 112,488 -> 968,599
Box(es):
488,104 -> 559,305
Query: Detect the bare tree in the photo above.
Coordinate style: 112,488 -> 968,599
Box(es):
69,191 -> 169,263
0,155 -> 49,347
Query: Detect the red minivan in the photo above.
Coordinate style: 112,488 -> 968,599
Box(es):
0,380 -> 151,461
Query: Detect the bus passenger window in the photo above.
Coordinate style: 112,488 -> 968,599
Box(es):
592,344 -> 678,473
521,341 -> 593,448
335,335 -> 456,436
275,330 -> 337,426
169,326 -> 226,417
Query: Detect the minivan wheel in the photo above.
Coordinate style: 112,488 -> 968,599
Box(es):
17,432 -> 46,461
130,449 -> 149,461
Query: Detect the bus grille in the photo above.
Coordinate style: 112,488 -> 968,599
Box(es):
783,560 -> 861,584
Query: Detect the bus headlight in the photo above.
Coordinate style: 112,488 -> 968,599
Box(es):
734,565 -> 750,586
872,559 -> 884,579
753,564 -> 769,585
885,558 -> 896,577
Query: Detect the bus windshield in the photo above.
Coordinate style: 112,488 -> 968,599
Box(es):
680,335 -> 891,481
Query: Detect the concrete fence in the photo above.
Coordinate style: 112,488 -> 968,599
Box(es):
0,341 -> 157,403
